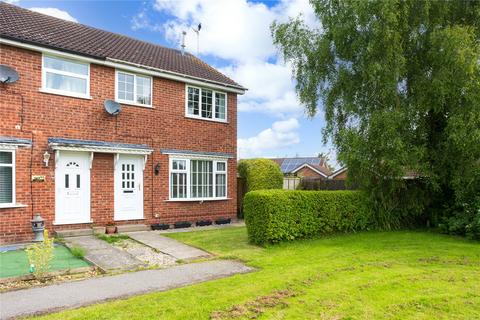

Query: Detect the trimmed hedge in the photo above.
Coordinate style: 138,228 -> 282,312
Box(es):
244,190 -> 373,244
238,159 -> 283,192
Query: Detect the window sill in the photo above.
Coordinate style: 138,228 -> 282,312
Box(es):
116,100 -> 153,109
185,115 -> 228,124
113,218 -> 145,221
165,198 -> 231,202
39,88 -> 92,100
0,203 -> 28,209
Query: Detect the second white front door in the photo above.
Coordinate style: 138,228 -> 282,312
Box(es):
114,155 -> 144,220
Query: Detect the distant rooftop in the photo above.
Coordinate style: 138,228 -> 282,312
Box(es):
270,157 -> 332,176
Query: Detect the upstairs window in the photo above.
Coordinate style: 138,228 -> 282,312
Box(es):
186,85 -> 227,121
0,150 -> 15,206
116,71 -> 152,107
42,55 -> 90,97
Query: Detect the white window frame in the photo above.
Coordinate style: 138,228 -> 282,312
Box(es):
41,54 -> 91,99
115,70 -> 153,108
185,85 -> 228,122
0,149 -> 15,208
169,157 -> 228,201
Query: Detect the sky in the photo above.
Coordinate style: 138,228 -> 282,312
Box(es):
6,0 -> 337,167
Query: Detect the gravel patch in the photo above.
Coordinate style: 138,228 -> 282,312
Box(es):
113,239 -> 177,267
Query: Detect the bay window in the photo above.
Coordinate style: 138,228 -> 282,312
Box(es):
0,150 -> 15,206
170,158 -> 227,200
116,71 -> 152,107
186,85 -> 227,121
42,55 -> 90,98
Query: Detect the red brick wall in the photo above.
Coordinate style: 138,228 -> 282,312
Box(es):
0,44 -> 238,244
295,166 -> 326,179
332,170 -> 348,180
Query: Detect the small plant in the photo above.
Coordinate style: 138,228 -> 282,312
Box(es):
70,246 -> 86,259
25,229 -> 54,280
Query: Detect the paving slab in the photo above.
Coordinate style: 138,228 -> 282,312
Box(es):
127,231 -> 210,261
65,236 -> 143,271
0,260 -> 253,319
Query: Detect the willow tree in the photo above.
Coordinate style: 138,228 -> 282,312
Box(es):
272,0 -> 480,235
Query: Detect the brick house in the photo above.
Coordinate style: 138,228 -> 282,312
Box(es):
0,3 -> 246,244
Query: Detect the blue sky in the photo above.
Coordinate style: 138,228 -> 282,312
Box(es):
9,0 -> 335,165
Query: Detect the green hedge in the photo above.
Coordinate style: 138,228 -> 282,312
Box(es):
238,159 -> 283,192
244,190 -> 373,244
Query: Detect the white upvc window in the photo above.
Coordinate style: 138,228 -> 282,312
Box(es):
169,157 -> 228,200
0,150 -> 15,207
42,55 -> 90,98
186,85 -> 227,122
115,70 -> 152,107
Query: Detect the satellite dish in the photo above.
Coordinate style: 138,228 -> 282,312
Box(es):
104,100 -> 121,116
0,65 -> 20,84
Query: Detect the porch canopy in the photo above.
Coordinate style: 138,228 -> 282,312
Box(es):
48,137 -> 153,169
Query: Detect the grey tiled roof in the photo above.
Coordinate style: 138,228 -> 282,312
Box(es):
48,138 -> 152,151
161,149 -> 234,158
0,2 -> 244,90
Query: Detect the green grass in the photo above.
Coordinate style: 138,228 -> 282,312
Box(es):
36,228 -> 479,319
96,234 -> 129,244
0,245 -> 90,278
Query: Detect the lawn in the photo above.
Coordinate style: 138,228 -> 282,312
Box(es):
0,245 -> 90,279
36,228 -> 479,319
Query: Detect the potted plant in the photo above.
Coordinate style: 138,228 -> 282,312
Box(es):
105,222 -> 117,234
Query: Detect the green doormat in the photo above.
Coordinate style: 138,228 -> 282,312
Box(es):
0,245 -> 90,279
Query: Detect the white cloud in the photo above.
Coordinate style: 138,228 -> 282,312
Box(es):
29,7 -> 78,22
4,0 -> 20,4
131,9 -> 162,31
238,118 -> 300,158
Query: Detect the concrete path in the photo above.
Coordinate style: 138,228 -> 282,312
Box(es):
65,236 -> 144,271
158,221 -> 246,234
127,231 -> 210,261
0,260 -> 253,320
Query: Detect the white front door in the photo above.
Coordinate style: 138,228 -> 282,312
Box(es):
114,155 -> 144,220
55,151 -> 91,224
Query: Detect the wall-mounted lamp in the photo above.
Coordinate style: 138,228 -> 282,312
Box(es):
154,163 -> 160,175
43,151 -> 50,167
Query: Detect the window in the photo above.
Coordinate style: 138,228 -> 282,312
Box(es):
42,55 -> 89,97
186,86 -> 227,121
169,158 -> 227,200
116,71 -> 152,107
0,150 -> 15,206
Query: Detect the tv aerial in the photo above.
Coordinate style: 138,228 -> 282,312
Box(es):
0,65 -> 20,84
192,23 -> 201,56
104,99 -> 122,116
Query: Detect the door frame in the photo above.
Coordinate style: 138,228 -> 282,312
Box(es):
113,154 -> 145,221
54,151 -> 92,225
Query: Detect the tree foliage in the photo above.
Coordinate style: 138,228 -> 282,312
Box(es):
272,0 -> 480,234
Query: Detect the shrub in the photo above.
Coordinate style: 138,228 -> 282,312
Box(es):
238,159 -> 283,192
25,229 -> 54,280
244,190 -> 373,244
70,246 -> 86,259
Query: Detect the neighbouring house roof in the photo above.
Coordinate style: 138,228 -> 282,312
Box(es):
0,2 -> 245,91
48,137 -> 153,154
270,157 -> 332,176
0,136 -> 32,147
329,167 -> 347,179
161,149 -> 235,159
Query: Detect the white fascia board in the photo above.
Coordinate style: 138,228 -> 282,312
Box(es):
49,144 -> 153,155
291,163 -> 328,178
329,167 -> 347,179
1,38 -> 246,95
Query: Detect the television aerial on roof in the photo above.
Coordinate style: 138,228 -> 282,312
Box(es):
192,23 -> 201,56
0,65 -> 20,84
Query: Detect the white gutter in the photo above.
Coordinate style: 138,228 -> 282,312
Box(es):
0,38 -> 247,94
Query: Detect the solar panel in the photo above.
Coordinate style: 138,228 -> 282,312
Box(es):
279,157 -> 322,173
